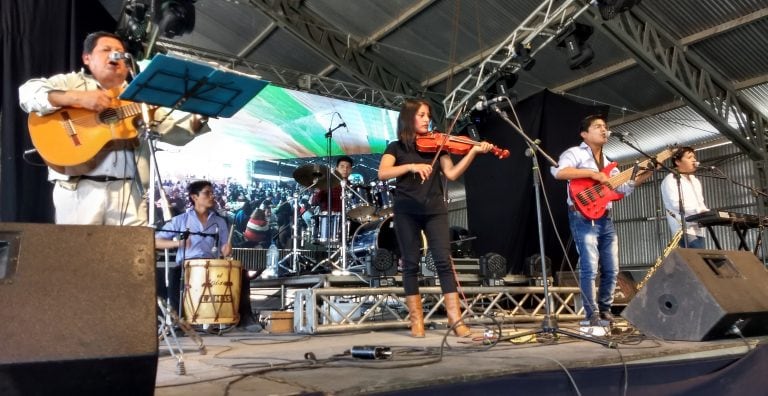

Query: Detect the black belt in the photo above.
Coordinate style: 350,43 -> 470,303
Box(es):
79,175 -> 132,182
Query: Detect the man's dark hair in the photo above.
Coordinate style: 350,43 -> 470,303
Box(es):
337,156 -> 353,167
672,146 -> 695,164
83,31 -> 125,54
187,180 -> 213,204
579,114 -> 607,133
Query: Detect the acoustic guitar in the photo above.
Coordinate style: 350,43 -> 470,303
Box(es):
27,101 -> 148,169
569,148 -> 673,220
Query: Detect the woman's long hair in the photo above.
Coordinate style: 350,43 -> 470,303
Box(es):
397,98 -> 431,151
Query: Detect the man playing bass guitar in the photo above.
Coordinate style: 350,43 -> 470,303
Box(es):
551,115 -> 654,326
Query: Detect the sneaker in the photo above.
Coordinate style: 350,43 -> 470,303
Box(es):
579,312 -> 602,327
599,311 -> 615,324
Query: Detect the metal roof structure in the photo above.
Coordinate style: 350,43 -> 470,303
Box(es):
100,0 -> 768,167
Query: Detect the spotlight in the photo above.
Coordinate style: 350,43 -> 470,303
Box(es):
489,73 -> 518,98
597,0 -> 642,21
116,0 -> 151,59
368,248 -> 397,277
555,22 -> 595,70
154,0 -> 196,38
480,253 -> 507,287
513,42 -> 536,71
524,254 -> 552,278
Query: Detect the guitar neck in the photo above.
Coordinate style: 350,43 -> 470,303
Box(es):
606,149 -> 673,188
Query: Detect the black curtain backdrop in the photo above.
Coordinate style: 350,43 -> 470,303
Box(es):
0,0 -> 115,222
465,90 -> 607,275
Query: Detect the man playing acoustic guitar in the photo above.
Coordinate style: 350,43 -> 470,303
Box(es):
551,115 -> 654,326
19,31 -> 208,225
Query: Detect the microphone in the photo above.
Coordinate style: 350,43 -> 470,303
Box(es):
338,122 -> 347,128
472,96 -> 506,111
108,51 -> 132,62
694,162 -> 716,171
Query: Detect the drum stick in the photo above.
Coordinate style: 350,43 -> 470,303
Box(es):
226,224 -> 234,258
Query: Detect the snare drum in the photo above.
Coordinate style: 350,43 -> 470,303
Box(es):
372,182 -> 395,218
183,259 -> 242,324
346,184 -> 375,222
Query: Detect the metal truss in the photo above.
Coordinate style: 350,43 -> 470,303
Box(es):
293,286 -> 583,334
442,0 -> 590,118
157,39 -> 406,110
584,5 -> 768,217
247,0 -> 445,118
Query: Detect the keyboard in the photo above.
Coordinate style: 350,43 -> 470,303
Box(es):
686,210 -> 765,228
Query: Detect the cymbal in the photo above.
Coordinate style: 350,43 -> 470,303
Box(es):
292,164 -> 340,189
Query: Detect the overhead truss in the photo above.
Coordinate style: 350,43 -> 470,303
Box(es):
247,0 -> 445,118
584,4 -> 768,208
442,0 -> 590,118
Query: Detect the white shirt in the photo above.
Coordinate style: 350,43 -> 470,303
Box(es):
551,142 -> 636,207
660,172 -> 708,237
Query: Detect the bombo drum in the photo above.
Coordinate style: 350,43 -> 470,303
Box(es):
183,259 -> 242,324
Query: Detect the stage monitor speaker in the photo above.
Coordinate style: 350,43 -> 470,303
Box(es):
0,223 -> 158,395
622,248 -> 768,341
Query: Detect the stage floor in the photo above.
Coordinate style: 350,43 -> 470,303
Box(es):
154,318 -> 765,396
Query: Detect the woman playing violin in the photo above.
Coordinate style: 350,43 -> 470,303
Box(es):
378,98 -> 493,338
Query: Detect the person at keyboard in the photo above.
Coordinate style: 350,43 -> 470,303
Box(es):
661,146 -> 709,248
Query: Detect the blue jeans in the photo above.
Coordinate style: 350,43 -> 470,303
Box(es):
568,209 -> 619,318
678,235 -> 706,249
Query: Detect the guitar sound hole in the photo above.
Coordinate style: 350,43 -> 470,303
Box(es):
99,108 -> 119,124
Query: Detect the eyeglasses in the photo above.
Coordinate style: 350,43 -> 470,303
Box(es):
197,190 -> 214,196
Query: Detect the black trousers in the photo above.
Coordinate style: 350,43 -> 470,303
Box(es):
393,212 -> 457,295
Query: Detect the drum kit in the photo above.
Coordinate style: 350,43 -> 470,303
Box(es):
287,163 -> 398,275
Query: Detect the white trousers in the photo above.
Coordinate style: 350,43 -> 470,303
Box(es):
53,179 -> 147,226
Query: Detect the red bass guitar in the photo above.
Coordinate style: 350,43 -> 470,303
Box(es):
569,148 -> 673,220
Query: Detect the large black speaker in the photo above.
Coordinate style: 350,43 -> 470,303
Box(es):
0,223 -> 158,395
623,248 -> 768,341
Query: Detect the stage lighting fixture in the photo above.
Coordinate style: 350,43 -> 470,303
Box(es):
116,0 -> 152,59
524,254 -> 551,278
480,253 -> 507,286
369,248 -> 397,277
597,0 -> 642,20
513,42 -> 536,71
555,22 -> 595,70
155,0 -> 196,38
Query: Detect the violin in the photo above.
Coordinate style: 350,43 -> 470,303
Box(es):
415,132 -> 510,159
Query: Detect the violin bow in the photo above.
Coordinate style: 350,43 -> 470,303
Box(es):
422,103 -> 467,184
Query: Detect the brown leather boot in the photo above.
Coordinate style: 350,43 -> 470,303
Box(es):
443,292 -> 471,337
405,295 -> 425,338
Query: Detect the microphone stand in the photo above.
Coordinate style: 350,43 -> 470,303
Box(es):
492,101 -> 615,348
